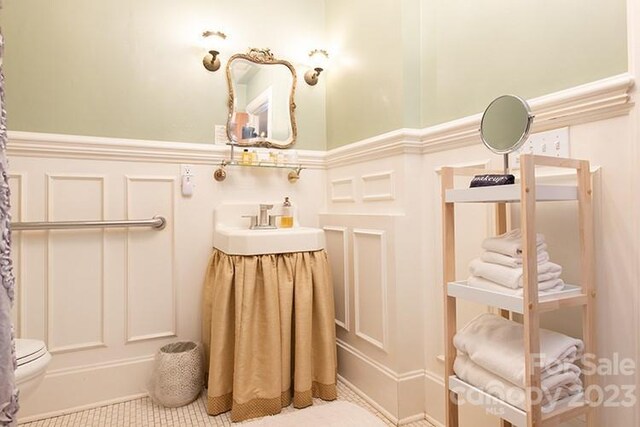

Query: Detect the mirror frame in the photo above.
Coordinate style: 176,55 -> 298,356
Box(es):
225,48 -> 298,149
480,94 -> 533,155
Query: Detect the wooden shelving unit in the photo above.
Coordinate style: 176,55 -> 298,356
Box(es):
441,154 -> 596,427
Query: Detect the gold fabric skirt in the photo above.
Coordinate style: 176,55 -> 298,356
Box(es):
202,249 -> 338,422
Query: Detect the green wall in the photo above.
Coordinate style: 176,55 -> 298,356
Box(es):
325,0 -> 422,149
421,0 -> 628,127
0,0 -> 327,150
326,0 -> 628,148
1,1 -> 629,151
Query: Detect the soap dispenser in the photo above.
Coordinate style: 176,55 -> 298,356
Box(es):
280,197 -> 293,228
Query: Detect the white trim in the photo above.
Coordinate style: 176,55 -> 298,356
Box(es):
336,338 -> 423,382
124,176 -> 177,344
326,73 -> 634,167
45,174 -> 106,354
352,228 -> 388,351
8,172 -> 25,337
6,131 -> 326,168
337,374 -> 399,424
330,177 -> 356,203
425,414 -> 445,427
17,393 -> 149,424
627,2 -> 640,426
322,226 -> 350,331
362,171 -> 396,202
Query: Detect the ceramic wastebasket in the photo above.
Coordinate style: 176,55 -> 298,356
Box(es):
149,341 -> 204,407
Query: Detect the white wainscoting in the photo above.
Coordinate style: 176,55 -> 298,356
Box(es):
321,73 -> 635,426
125,176 -> 177,344
323,226 -> 350,331
8,137 -> 327,422
46,174 -> 106,354
353,228 -> 388,351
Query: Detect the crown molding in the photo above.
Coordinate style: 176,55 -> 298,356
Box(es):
6,132 -> 327,169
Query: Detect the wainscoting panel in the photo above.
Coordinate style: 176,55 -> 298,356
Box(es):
8,135 -> 328,421
46,175 -> 105,353
125,176 -> 176,343
330,177 -> 355,202
362,171 -> 395,202
353,228 -> 388,351
323,226 -> 349,331
8,173 -> 23,335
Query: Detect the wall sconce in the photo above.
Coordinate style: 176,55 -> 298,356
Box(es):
304,49 -> 329,86
202,30 -> 227,72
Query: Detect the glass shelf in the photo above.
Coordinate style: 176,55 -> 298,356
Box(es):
222,160 -> 303,170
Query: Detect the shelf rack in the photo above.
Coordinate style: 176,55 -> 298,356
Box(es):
441,154 -> 596,427
213,143 -> 304,183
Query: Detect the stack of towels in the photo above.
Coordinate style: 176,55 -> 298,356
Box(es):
468,229 -> 565,295
453,314 -> 584,411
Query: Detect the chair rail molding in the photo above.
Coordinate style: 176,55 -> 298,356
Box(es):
6,132 -> 327,168
326,73 -> 634,168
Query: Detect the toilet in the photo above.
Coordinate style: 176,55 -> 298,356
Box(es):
15,339 -> 51,398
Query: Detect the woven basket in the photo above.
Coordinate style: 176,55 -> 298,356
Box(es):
149,341 -> 204,407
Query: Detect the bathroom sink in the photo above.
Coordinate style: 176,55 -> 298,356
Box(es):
213,202 -> 325,255
214,226 -> 325,255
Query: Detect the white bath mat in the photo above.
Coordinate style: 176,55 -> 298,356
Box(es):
241,401 -> 387,426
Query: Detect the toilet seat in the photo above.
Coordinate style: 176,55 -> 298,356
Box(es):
16,339 -> 47,366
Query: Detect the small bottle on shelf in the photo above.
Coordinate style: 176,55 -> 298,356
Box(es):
241,149 -> 251,165
279,197 -> 294,228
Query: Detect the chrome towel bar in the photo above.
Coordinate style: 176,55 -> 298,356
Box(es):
12,215 -> 166,231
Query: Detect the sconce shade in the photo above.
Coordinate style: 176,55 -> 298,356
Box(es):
305,49 -> 329,86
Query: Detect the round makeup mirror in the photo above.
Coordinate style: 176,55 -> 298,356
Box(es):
480,95 -> 534,171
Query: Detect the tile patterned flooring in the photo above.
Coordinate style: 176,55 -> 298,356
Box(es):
20,382 -> 435,427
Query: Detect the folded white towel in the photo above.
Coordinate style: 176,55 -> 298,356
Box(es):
481,250 -> 550,268
482,229 -> 545,257
469,259 -> 562,289
467,276 -> 566,294
454,354 -> 583,411
453,314 -> 584,388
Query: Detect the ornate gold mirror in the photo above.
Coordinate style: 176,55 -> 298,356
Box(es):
226,48 -> 297,148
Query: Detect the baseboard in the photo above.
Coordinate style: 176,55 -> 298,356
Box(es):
17,355 -> 155,422
336,339 -> 427,424
18,392 -> 149,424
425,414 -> 445,427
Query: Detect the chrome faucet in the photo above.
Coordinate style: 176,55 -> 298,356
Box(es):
243,204 -> 277,229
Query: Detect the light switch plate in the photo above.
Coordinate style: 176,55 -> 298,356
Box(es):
513,127 -> 570,166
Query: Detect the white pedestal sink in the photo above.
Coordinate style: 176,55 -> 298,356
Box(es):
213,203 -> 325,255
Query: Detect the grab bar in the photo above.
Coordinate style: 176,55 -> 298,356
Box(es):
12,216 -> 167,231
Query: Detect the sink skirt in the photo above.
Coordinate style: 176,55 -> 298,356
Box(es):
202,249 -> 337,422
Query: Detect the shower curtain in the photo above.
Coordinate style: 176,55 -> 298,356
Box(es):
0,24 -> 18,427
202,249 -> 337,422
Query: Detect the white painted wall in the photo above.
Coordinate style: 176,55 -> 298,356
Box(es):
8,135 -> 326,421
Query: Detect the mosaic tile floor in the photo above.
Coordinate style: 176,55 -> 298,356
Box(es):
20,382 -> 435,427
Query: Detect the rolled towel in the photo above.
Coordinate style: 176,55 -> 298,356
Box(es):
481,250 -> 550,268
453,313 -> 584,388
454,354 -> 582,411
482,229 -> 545,257
469,259 -> 562,289
467,276 -> 565,294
